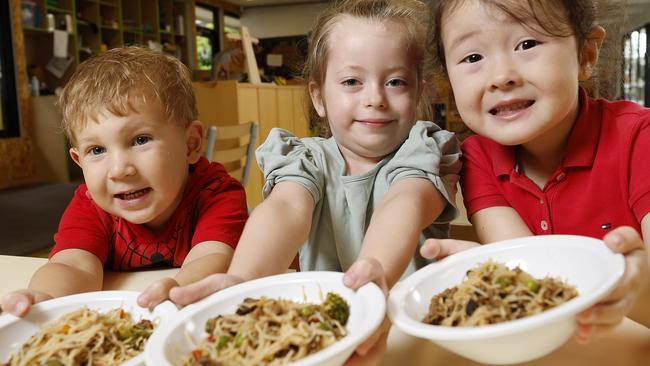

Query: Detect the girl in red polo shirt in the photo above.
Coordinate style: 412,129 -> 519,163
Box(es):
422,0 -> 649,343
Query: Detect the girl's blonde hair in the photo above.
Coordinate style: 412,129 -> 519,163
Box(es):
59,46 -> 197,144
303,0 -> 432,137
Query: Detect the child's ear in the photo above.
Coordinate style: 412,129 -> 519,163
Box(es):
185,120 -> 204,164
309,81 -> 326,118
578,25 -> 606,81
69,147 -> 82,168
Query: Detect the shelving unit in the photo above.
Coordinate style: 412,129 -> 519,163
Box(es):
21,0 -> 194,91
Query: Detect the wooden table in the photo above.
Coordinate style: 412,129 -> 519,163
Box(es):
1,255 -> 648,366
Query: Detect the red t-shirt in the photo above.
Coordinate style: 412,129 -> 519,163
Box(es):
51,157 -> 248,270
461,88 -> 650,238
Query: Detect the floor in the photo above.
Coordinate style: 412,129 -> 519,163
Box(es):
0,183 -> 77,256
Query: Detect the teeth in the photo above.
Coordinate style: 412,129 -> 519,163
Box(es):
494,101 -> 531,114
120,188 -> 149,200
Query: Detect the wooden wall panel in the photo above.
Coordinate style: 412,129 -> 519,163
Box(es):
0,0 -> 36,189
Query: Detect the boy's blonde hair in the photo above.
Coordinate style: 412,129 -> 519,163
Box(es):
59,46 -> 197,144
304,0 -> 432,137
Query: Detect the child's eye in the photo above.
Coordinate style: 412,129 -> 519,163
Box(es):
341,79 -> 360,87
516,39 -> 539,51
87,146 -> 106,156
386,78 -> 407,87
461,54 -> 483,63
133,135 -> 151,146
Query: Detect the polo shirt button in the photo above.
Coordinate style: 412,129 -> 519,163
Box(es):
541,220 -> 549,231
556,172 -> 566,181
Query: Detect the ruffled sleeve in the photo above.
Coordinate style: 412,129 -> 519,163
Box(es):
385,121 -> 462,221
256,128 -> 325,203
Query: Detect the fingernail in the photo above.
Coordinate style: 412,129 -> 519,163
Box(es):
138,295 -> 149,306
577,309 -> 593,323
608,234 -> 622,248
14,301 -> 27,314
343,273 -> 358,288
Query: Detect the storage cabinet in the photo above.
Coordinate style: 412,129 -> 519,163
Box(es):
21,0 -> 194,91
193,80 -> 310,208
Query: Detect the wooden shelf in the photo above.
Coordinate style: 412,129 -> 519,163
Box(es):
21,0 -> 194,92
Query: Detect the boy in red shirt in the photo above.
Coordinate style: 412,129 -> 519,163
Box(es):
1,47 -> 248,315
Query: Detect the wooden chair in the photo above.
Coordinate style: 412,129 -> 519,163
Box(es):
204,121 -> 258,187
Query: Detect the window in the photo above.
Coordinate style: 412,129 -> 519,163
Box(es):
195,4 -> 221,71
623,25 -> 648,106
0,0 -> 20,138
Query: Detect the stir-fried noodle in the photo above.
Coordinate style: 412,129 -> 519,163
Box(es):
423,260 -> 578,327
3,307 -> 154,366
185,293 -> 349,366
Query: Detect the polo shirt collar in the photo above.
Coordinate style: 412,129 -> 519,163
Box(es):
491,87 -> 599,177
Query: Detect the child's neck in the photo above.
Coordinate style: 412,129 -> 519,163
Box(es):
344,154 -> 384,176
516,121 -> 575,190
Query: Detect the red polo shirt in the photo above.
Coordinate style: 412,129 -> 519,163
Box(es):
460,88 -> 650,238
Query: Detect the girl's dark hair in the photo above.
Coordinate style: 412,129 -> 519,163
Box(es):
427,0 -> 625,99
304,0 -> 431,137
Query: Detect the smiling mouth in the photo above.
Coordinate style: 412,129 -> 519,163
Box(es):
115,188 -> 152,200
489,101 -> 535,115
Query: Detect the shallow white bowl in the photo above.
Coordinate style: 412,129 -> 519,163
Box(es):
0,290 -> 178,366
388,235 -> 625,365
145,271 -> 386,366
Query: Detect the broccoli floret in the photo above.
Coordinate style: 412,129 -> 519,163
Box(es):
322,292 -> 350,326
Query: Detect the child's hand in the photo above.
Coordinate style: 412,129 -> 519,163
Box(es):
0,289 -> 52,317
342,258 -> 389,360
576,226 -> 648,343
419,238 -> 480,259
137,277 -> 179,309
343,257 -> 388,293
343,317 -> 390,366
168,273 -> 244,306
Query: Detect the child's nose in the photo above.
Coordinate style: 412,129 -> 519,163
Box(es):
364,84 -> 387,108
487,58 -> 523,91
108,152 -> 137,179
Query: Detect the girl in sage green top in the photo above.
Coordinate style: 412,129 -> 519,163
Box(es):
170,0 -> 461,363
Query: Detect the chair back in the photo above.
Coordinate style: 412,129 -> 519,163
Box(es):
204,122 -> 258,187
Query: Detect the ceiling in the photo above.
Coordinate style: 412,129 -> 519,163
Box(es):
226,0 -> 324,7
227,0 -> 650,31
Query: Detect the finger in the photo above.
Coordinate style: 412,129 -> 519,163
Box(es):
169,274 -> 239,306
138,278 -> 179,308
421,239 -> 480,259
343,259 -> 387,293
1,290 -> 51,317
419,239 -> 442,259
603,226 -> 646,254
575,322 -> 620,344
576,298 -> 633,327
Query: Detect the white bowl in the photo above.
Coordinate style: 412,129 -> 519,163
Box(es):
388,235 -> 625,365
0,290 -> 178,366
145,271 -> 386,366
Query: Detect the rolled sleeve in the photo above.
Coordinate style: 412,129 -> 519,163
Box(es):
385,121 -> 462,222
256,128 -> 325,203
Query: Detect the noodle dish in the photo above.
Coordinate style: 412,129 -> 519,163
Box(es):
0,290 -> 178,366
145,271 -> 385,366
388,235 -> 624,364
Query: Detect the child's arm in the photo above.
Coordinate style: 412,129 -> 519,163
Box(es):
168,181 -> 314,305
137,241 -> 233,308
0,249 -> 103,316
420,205 -> 534,257
346,178 -> 447,290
